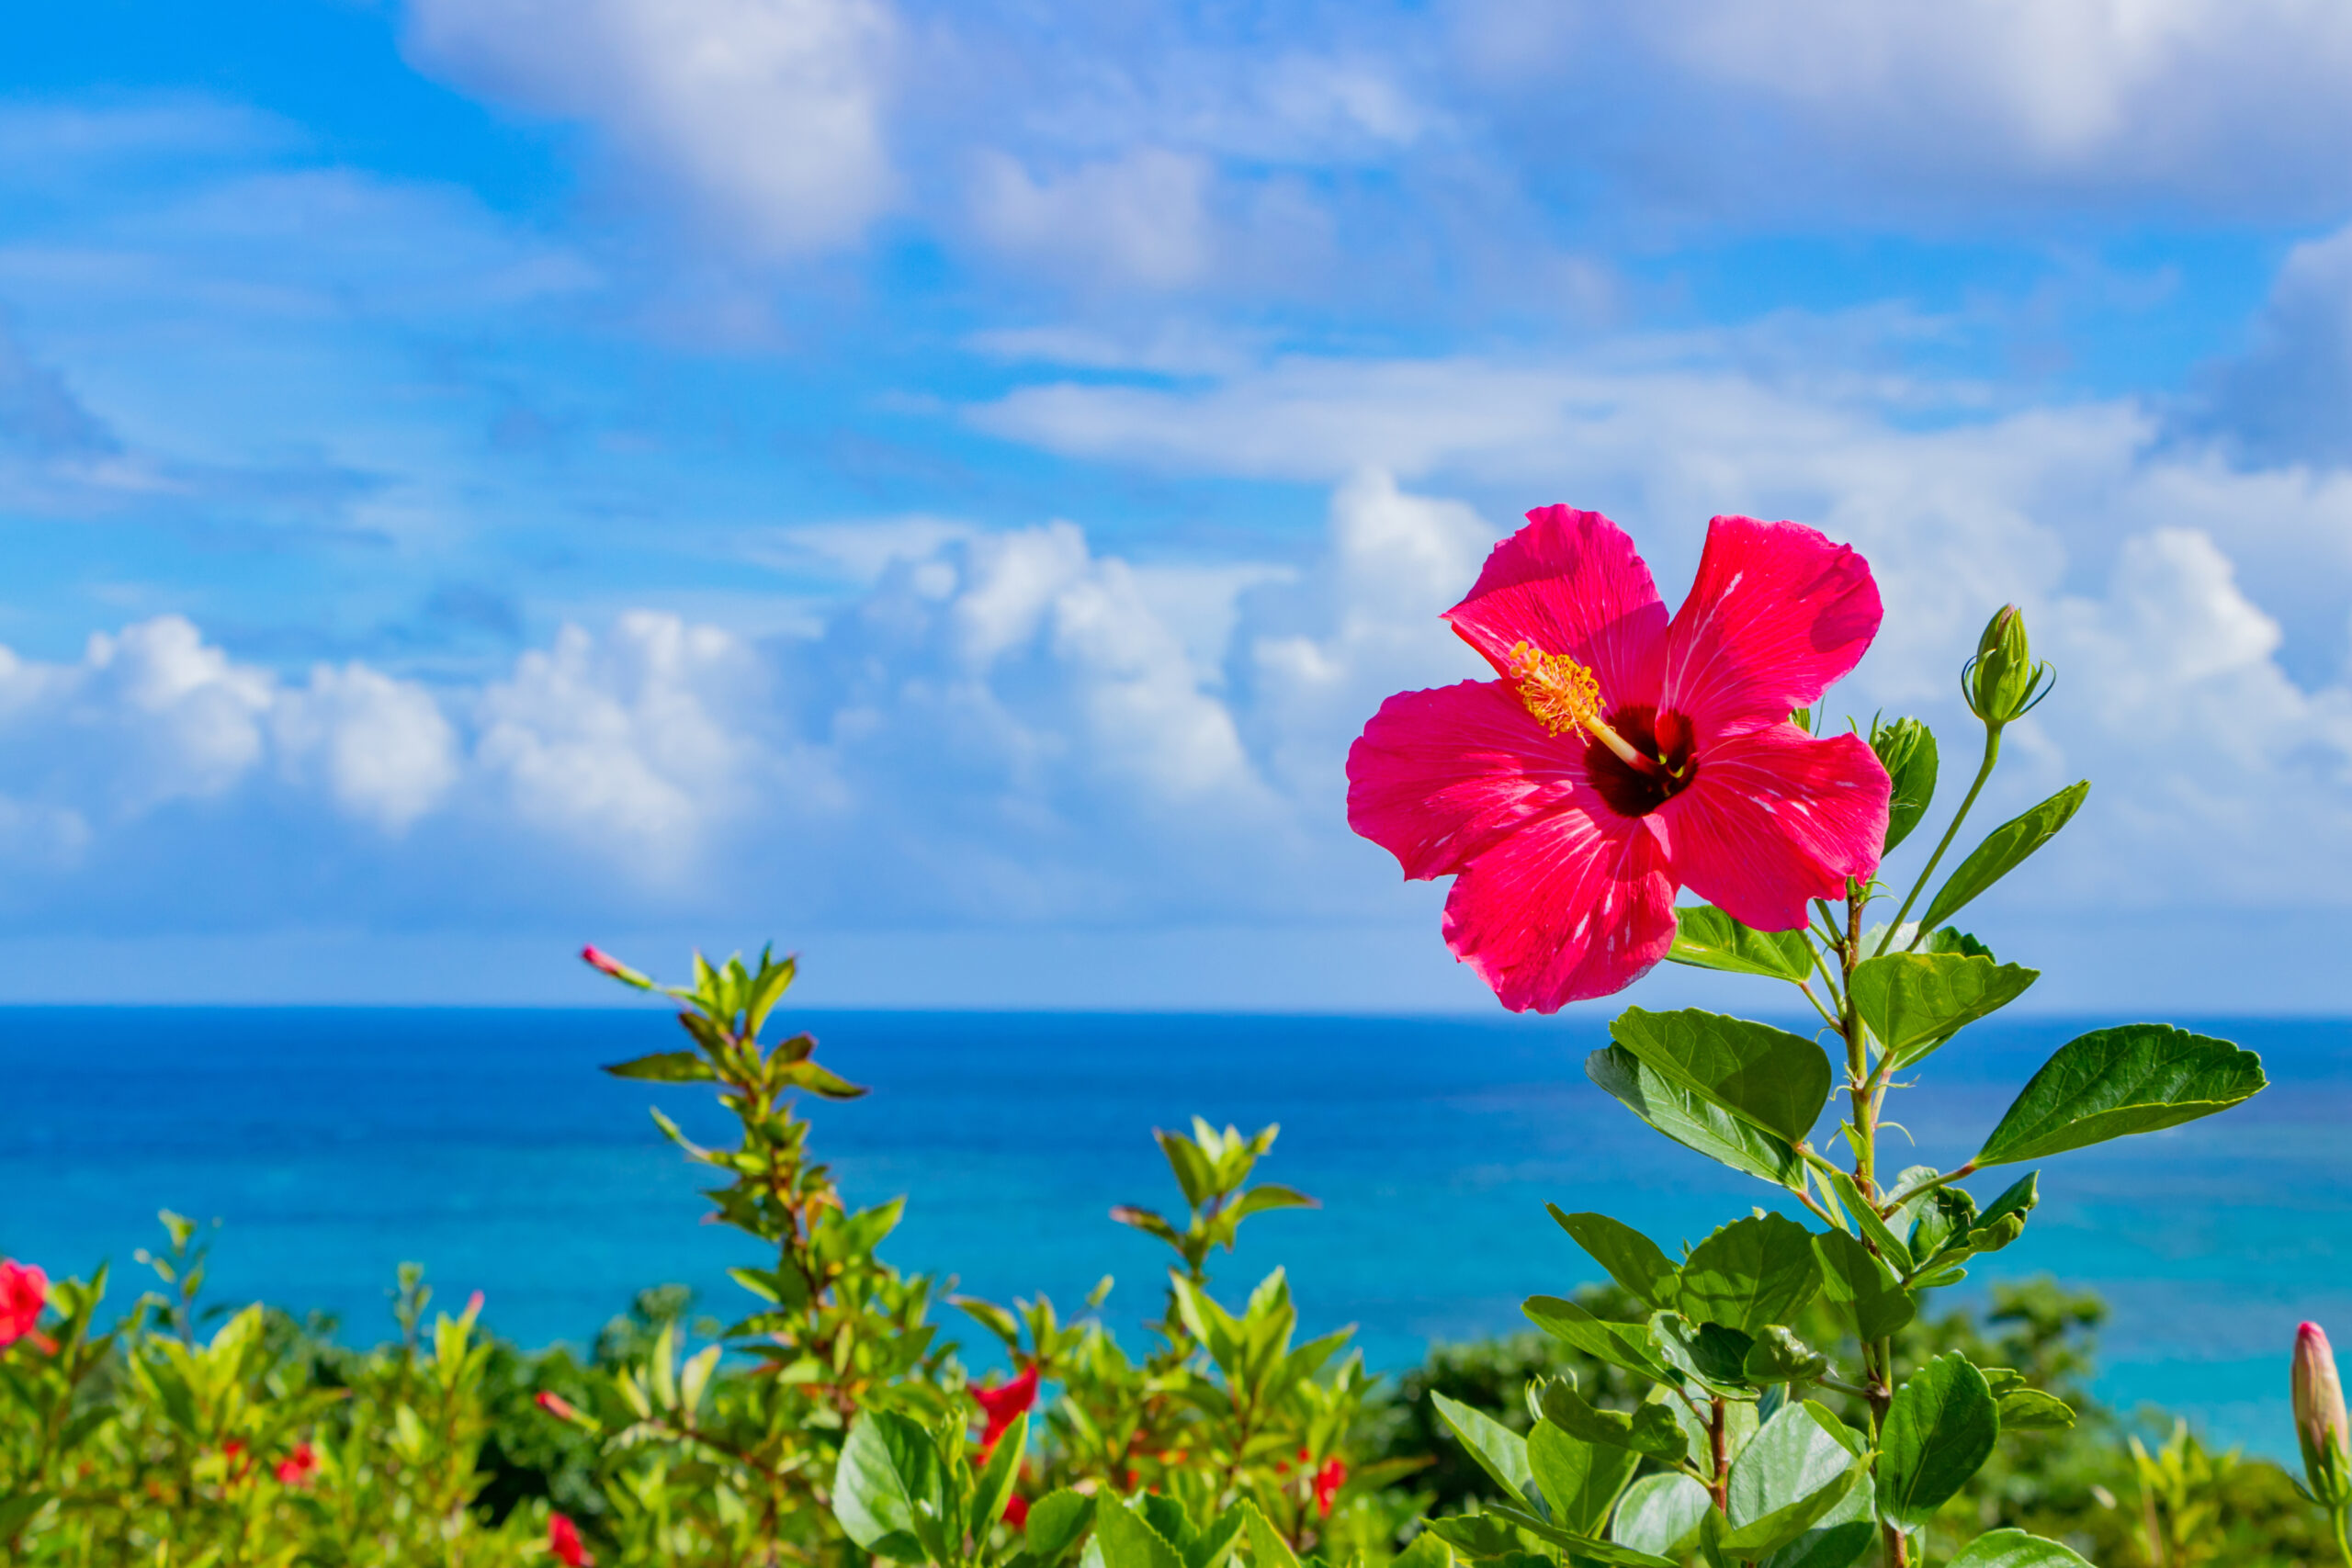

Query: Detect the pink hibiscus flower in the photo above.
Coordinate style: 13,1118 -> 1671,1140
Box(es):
0,1259 -> 47,1348
1349,506 -> 1890,1010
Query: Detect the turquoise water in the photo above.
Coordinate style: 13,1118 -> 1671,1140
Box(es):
4,1007 -> 2344,1455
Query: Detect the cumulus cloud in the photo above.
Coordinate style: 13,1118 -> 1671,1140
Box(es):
6,412 -> 2352,942
404,0 -> 897,257
0,618 -> 456,858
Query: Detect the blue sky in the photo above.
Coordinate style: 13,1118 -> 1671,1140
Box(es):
4,0 -> 2352,1010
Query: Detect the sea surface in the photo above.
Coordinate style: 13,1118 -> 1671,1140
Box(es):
6,1007 -> 2346,1457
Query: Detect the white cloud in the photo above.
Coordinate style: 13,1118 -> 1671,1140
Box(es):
1455,0 -> 2352,215
0,617 -> 454,847
969,147 -> 1216,290
404,0 -> 897,257
5,382 -> 2352,942
474,612 -> 808,872
274,663 -> 460,833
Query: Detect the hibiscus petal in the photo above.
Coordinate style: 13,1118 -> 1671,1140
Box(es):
1661,726 -> 1890,931
1441,807 -> 1676,1012
1347,681 -> 1586,880
1662,515 -> 1881,733
1445,506 -> 1669,703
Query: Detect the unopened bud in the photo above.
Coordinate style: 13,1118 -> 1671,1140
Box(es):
537,1390 -> 578,1421
581,945 -> 654,990
1962,605 -> 2051,726
2297,1322 -> 2350,1504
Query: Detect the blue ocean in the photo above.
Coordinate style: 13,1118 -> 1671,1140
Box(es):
6,1007 -> 2343,1456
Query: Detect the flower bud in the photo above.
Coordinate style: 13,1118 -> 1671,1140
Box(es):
2297,1321 -> 2350,1504
537,1390 -> 579,1421
1962,605 -> 2051,726
580,945 -> 654,990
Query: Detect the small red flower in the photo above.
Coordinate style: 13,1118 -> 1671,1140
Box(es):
549,1513 -> 594,1567
0,1259 -> 48,1348
276,1442 -> 318,1486
537,1391 -> 579,1421
972,1366 -> 1038,1454
1003,1494 -> 1031,1530
1349,507 -> 1890,1010
1312,1456 -> 1347,1517
582,945 -> 626,977
465,1290 -> 486,1317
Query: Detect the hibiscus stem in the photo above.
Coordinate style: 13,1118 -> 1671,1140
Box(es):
1875,723 -> 2004,956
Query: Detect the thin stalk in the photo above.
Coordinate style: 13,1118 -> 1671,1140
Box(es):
1876,724 -> 2003,956
2333,1502 -> 2352,1568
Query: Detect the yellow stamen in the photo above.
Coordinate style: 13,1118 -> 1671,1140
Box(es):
1506,640 -> 1654,772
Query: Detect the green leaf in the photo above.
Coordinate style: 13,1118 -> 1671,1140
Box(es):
972,1411 -> 1029,1532
779,1059 -> 868,1100
1724,1404 -> 1862,1557
1812,1229 -> 1916,1342
1242,1503 -> 1302,1568
1483,1504 -> 1677,1568
1996,1390 -> 2075,1431
1973,1023 -> 2266,1166
1871,717 -> 1939,853
602,1050 -> 714,1082
1586,1047 -> 1806,1192
1649,1313 -> 1756,1398
1529,1420 -> 1643,1536
1756,1481 -> 1872,1568
1431,1391 -> 1540,1511
1667,907 -> 1815,983
1184,1506 -> 1248,1568
1393,1533 -> 1453,1568
832,1411 -> 944,1563
1420,1515 -> 1521,1562
1227,1185 -> 1317,1223
1944,1530 -> 2094,1568
1918,781 -> 2089,932
1611,1473 -> 1710,1560
1876,1354 -> 1999,1529
1849,954 -> 2040,1068
1742,1325 -> 1828,1385
1816,1168 -> 1911,1272
1026,1492 -> 1097,1564
1098,1498 -> 1187,1568
1927,927 -> 1994,960
1523,1295 -> 1678,1384
1608,1010 -> 1834,1147
1535,1378 -> 1687,1461
1550,1209 -> 1680,1309
1676,1214 -> 1823,1334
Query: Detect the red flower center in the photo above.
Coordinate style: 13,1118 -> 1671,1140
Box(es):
1585,705 -> 1697,817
